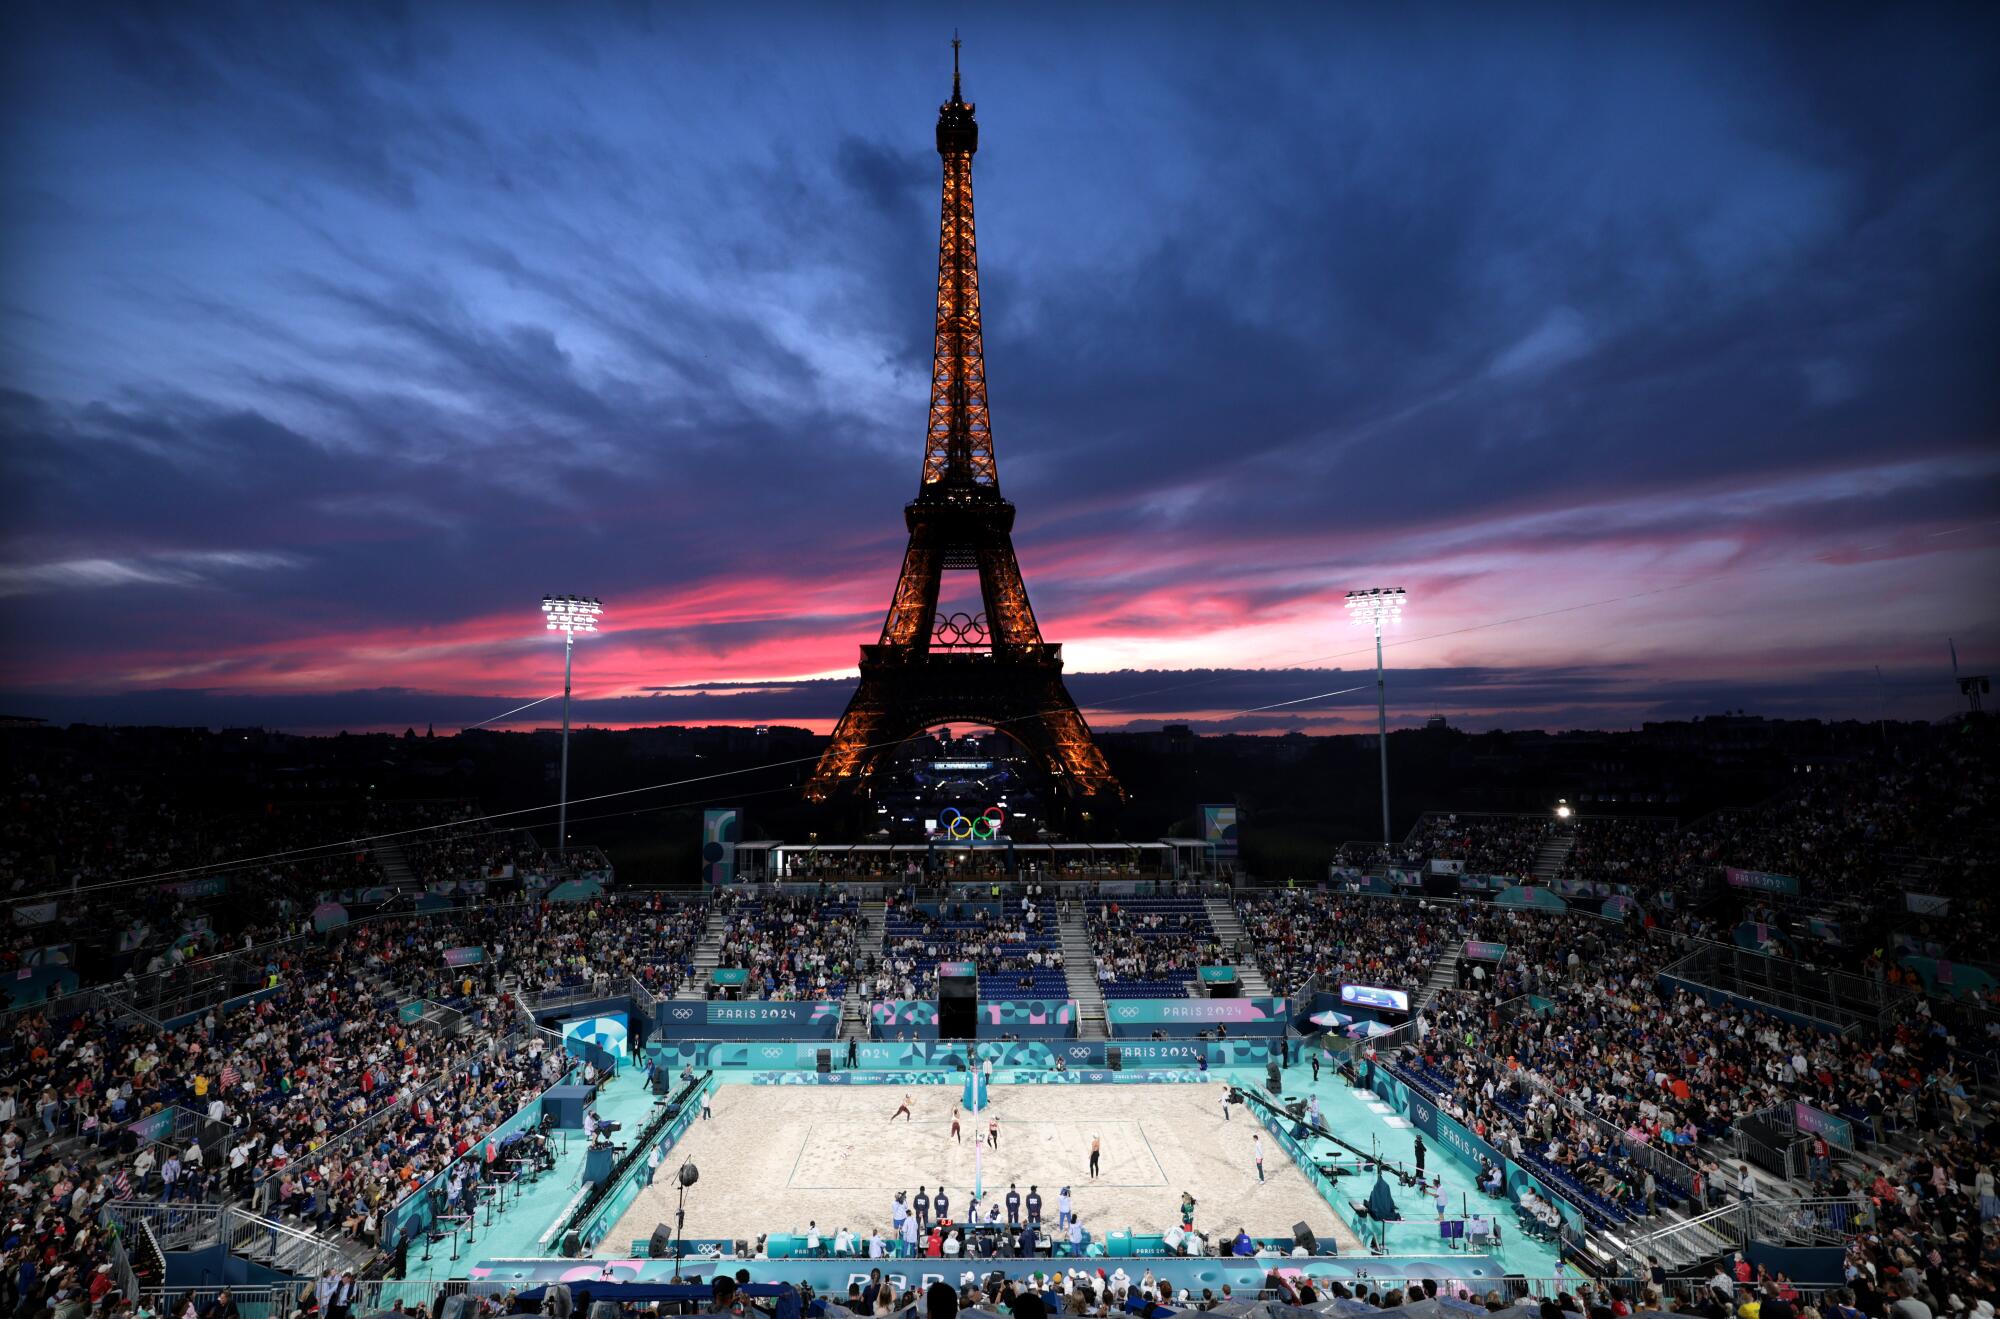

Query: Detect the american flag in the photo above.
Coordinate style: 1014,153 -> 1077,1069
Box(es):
220,1063 -> 241,1090
113,1170 -> 132,1199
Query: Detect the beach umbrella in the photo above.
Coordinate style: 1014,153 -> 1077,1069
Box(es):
1308,1010 -> 1355,1029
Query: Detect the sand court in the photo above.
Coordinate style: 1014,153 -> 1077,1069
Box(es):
607,1080 -> 1365,1252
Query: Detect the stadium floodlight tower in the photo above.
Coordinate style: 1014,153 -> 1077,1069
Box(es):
540,594 -> 603,858
1345,587 -> 1407,849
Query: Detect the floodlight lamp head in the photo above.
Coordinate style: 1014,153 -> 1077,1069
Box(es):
1344,587 -> 1408,630
541,595 -> 603,637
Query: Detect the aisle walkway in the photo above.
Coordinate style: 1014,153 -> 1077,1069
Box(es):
405,1066 -> 665,1279
1223,1057 -> 1561,1277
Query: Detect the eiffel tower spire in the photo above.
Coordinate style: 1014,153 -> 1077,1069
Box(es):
925,37 -> 995,490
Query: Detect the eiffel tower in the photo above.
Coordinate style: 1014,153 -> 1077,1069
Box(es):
804,44 -> 1120,804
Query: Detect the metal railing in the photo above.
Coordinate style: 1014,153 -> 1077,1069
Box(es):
1616,1194 -> 1867,1274
627,972 -> 660,1021
225,1205 -> 348,1278
106,1223 -> 140,1305
103,1200 -> 226,1248
139,1285 -> 305,1319
106,1201 -> 347,1284
1656,940 -> 1907,1032
1507,1066 -> 1703,1195
159,1280 -> 468,1316
1731,1105 -> 1810,1181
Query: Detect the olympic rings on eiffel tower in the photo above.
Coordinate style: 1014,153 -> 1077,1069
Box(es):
936,806 -> 1008,840
932,612 -> 990,647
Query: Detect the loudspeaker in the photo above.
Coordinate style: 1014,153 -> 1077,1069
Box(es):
1106,1047 -> 1122,1072
1266,1061 -> 1283,1095
816,1048 -> 831,1074
560,1228 -> 581,1258
649,1224 -> 674,1258
1292,1222 -> 1317,1254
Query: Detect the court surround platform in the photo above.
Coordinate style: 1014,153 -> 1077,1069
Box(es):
605,1080 -> 1366,1252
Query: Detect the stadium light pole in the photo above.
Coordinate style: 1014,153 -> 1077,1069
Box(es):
1345,588 -> 1407,849
541,595 -> 603,858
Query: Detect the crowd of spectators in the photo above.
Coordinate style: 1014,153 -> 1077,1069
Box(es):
1234,891 -> 1453,997
396,809 -> 544,889
461,1264 -> 1904,1319
0,772 -> 401,989
0,889 -> 716,1292
1840,1119 -> 2000,1319
507,896 -> 708,1001
713,891 -> 861,1001
1085,898 -> 1220,999
1554,819 -> 1677,890
1391,899 -> 1996,1235
1406,815 -> 1554,880
467,1266 -> 1597,1319
877,893 -> 1064,998
1382,731 -> 1997,974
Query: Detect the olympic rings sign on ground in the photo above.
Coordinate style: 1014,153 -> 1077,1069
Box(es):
935,806 -> 1007,840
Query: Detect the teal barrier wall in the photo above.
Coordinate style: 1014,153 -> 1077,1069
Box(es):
753,1069 -> 1213,1086
2,965 -> 79,1009
655,1001 -> 842,1040
1898,954 -> 1998,1001
1105,997 -> 1287,1038
978,999 -> 1078,1039
1493,887 -> 1568,912
870,999 -> 1079,1040
872,1000 -> 941,1039
644,1039 -> 1276,1072
1369,1065 -> 1585,1239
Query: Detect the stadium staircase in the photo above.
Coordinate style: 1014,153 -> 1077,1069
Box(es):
1531,833 -> 1575,883
378,840 -> 418,891
105,1203 -> 362,1289
363,958 -> 472,1035
1202,897 -> 1272,996
842,899 -> 887,1040
1412,946 -> 1460,1017
675,907 -> 729,1000
1057,904 -> 1109,1039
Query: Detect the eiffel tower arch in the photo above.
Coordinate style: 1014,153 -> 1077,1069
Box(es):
804,45 -> 1120,804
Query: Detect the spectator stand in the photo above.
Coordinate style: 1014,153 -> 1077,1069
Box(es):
1088,895 -> 1222,1000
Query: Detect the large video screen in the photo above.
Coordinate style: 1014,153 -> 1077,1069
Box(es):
1339,983 -> 1410,1013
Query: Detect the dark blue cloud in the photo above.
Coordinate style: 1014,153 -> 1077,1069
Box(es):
1,1 -> 1995,725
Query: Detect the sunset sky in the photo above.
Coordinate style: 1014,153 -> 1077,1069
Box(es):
3,3 -> 1995,735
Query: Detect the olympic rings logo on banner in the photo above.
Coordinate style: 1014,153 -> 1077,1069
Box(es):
937,806 -> 1007,840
